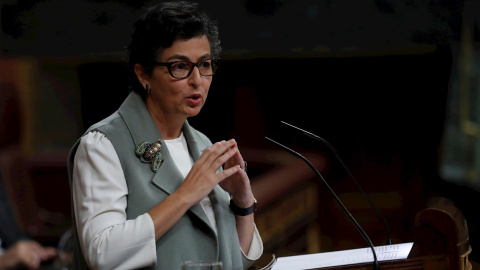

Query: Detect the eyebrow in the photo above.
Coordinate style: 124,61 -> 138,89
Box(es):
165,53 -> 212,62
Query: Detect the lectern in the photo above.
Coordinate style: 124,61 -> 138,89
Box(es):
253,197 -> 472,270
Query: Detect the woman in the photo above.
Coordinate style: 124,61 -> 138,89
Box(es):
67,1 -> 263,269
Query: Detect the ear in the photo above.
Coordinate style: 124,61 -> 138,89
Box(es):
134,63 -> 149,87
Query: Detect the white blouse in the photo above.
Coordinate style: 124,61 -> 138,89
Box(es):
73,131 -> 262,269
163,133 -> 218,234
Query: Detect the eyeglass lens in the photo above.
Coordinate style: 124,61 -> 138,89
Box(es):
171,60 -> 215,78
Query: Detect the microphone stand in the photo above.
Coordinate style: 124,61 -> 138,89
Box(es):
265,137 -> 381,270
281,121 -> 392,246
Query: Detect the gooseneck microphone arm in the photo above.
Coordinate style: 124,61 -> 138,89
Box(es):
265,137 -> 381,270
281,121 -> 392,246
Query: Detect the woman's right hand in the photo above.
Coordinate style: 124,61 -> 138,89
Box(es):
148,139 -> 241,240
176,139 -> 241,205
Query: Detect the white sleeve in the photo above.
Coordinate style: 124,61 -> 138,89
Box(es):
247,224 -> 263,259
241,224 -> 264,269
73,131 -> 157,270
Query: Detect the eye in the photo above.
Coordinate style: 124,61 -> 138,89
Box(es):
199,60 -> 212,69
171,61 -> 191,70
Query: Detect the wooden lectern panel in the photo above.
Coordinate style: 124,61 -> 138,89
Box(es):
252,197 -> 472,270
408,197 -> 471,270
318,197 -> 471,269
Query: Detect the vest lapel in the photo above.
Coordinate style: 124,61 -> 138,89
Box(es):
182,121 -> 218,232
184,122 -> 232,241
118,91 -> 213,230
182,121 -> 205,161
118,91 -> 159,146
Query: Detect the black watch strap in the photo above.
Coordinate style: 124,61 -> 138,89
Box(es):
229,198 -> 257,216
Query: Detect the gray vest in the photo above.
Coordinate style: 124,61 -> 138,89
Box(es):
67,91 -> 243,269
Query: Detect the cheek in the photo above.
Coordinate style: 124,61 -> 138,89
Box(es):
163,80 -> 185,95
203,79 -> 213,92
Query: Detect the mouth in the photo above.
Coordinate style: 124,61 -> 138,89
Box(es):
187,93 -> 202,100
186,93 -> 203,106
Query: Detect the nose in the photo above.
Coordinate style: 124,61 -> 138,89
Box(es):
188,66 -> 203,86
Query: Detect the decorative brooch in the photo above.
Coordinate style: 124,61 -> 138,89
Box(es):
135,139 -> 163,172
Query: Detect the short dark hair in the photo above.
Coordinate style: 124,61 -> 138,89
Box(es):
126,1 -> 221,95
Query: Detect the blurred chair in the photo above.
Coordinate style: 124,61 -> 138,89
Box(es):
0,81 -> 21,150
0,56 -> 71,246
0,56 -> 38,154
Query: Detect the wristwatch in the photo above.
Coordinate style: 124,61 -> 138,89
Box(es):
229,198 -> 257,216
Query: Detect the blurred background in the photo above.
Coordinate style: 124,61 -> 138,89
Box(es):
1,0 -> 479,267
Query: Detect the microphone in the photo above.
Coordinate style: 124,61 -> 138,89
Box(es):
280,121 -> 392,246
265,136 -> 381,270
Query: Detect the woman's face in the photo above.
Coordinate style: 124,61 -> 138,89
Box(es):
146,36 -> 213,122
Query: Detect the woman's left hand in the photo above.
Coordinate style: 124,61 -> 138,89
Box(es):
219,140 -> 255,208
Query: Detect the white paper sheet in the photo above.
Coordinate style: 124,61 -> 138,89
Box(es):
271,242 -> 414,270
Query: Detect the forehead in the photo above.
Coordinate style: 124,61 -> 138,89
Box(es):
159,36 -> 211,60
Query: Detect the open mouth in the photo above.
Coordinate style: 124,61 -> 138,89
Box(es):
188,94 -> 201,100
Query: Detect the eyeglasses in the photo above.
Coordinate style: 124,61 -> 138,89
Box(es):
152,58 -> 220,79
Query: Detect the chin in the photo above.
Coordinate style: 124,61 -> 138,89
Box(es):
185,109 -> 202,118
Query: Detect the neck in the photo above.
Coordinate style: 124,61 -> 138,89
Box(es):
145,100 -> 185,140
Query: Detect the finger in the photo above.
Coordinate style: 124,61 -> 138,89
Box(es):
234,150 -> 245,166
198,140 -> 231,166
217,165 -> 241,182
203,140 -> 237,170
225,148 -> 245,169
24,254 -> 41,270
213,146 -> 239,171
40,247 -> 58,260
